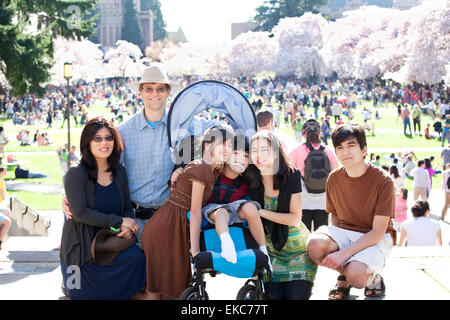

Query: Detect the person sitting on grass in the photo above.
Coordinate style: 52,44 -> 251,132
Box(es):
14,164 -> 47,179
37,133 -> 48,146
403,156 -> 416,179
424,123 -> 432,140
20,130 -> 31,146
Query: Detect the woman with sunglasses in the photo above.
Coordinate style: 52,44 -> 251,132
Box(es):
60,117 -> 148,300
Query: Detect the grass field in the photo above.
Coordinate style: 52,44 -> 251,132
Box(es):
1,98 -> 445,210
7,190 -> 63,210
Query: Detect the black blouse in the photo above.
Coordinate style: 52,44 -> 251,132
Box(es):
248,168 -> 302,251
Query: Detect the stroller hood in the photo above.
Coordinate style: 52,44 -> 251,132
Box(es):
167,80 -> 257,151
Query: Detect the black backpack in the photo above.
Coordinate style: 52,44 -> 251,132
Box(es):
447,174 -> 450,190
303,143 -> 331,194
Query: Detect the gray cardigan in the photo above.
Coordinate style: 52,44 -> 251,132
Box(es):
60,163 -> 135,267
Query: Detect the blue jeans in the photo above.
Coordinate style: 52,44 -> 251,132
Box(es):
403,118 -> 412,135
28,172 -> 47,178
442,130 -> 450,147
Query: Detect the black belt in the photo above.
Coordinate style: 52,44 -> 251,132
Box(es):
132,202 -> 159,220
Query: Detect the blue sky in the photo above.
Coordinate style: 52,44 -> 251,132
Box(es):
159,0 -> 265,45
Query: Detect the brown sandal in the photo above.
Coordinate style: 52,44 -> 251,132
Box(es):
364,275 -> 385,298
329,275 -> 352,300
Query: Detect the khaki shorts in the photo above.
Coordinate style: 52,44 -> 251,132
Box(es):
312,225 -> 393,275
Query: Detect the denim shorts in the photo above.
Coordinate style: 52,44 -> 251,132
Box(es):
201,200 -> 261,225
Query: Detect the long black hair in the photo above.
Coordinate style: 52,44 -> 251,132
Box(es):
80,117 -> 123,181
246,130 -> 293,191
389,165 -> 400,179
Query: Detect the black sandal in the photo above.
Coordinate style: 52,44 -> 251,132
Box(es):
364,275 -> 385,298
329,275 -> 352,300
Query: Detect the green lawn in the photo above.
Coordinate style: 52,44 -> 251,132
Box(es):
7,190 -> 63,210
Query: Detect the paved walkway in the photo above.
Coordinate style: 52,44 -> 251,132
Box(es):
5,180 -> 64,194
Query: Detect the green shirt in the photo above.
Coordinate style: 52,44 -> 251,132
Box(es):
412,109 -> 421,119
61,151 -> 68,163
371,160 -> 381,167
263,196 -> 317,283
295,120 -> 303,133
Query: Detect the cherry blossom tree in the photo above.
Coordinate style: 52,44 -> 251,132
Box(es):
103,40 -> 143,79
322,6 -> 401,79
272,13 -> 329,78
383,0 -> 450,84
322,0 -> 449,84
49,37 -> 104,85
161,42 -> 218,76
227,31 -> 277,78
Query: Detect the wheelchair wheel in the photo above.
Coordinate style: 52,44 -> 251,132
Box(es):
180,286 -> 209,300
237,284 -> 262,300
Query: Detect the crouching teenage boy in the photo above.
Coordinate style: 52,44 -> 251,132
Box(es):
306,123 -> 395,299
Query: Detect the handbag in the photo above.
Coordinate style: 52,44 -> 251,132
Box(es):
90,229 -> 137,266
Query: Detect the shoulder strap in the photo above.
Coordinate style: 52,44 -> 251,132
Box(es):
213,177 -> 222,203
213,175 -> 245,204
222,176 -> 244,204
305,142 -> 315,152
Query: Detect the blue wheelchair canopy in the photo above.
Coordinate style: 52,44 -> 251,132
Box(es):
167,80 -> 257,155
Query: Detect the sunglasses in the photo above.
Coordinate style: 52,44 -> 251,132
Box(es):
142,86 -> 167,94
92,135 -> 114,143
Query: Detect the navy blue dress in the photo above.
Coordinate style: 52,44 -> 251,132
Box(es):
61,180 -> 145,300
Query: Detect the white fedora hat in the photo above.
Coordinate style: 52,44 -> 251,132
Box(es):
130,65 -> 179,93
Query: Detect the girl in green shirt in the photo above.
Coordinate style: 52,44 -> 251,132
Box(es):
247,130 -> 317,300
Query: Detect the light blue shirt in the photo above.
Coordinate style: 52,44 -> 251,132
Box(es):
118,109 -> 219,208
118,110 -> 173,208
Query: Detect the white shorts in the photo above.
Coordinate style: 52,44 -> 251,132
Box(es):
312,225 -> 393,275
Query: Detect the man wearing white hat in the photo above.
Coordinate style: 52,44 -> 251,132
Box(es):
116,65 -> 179,235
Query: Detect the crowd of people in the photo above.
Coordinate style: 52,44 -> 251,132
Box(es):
0,66 -> 449,300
